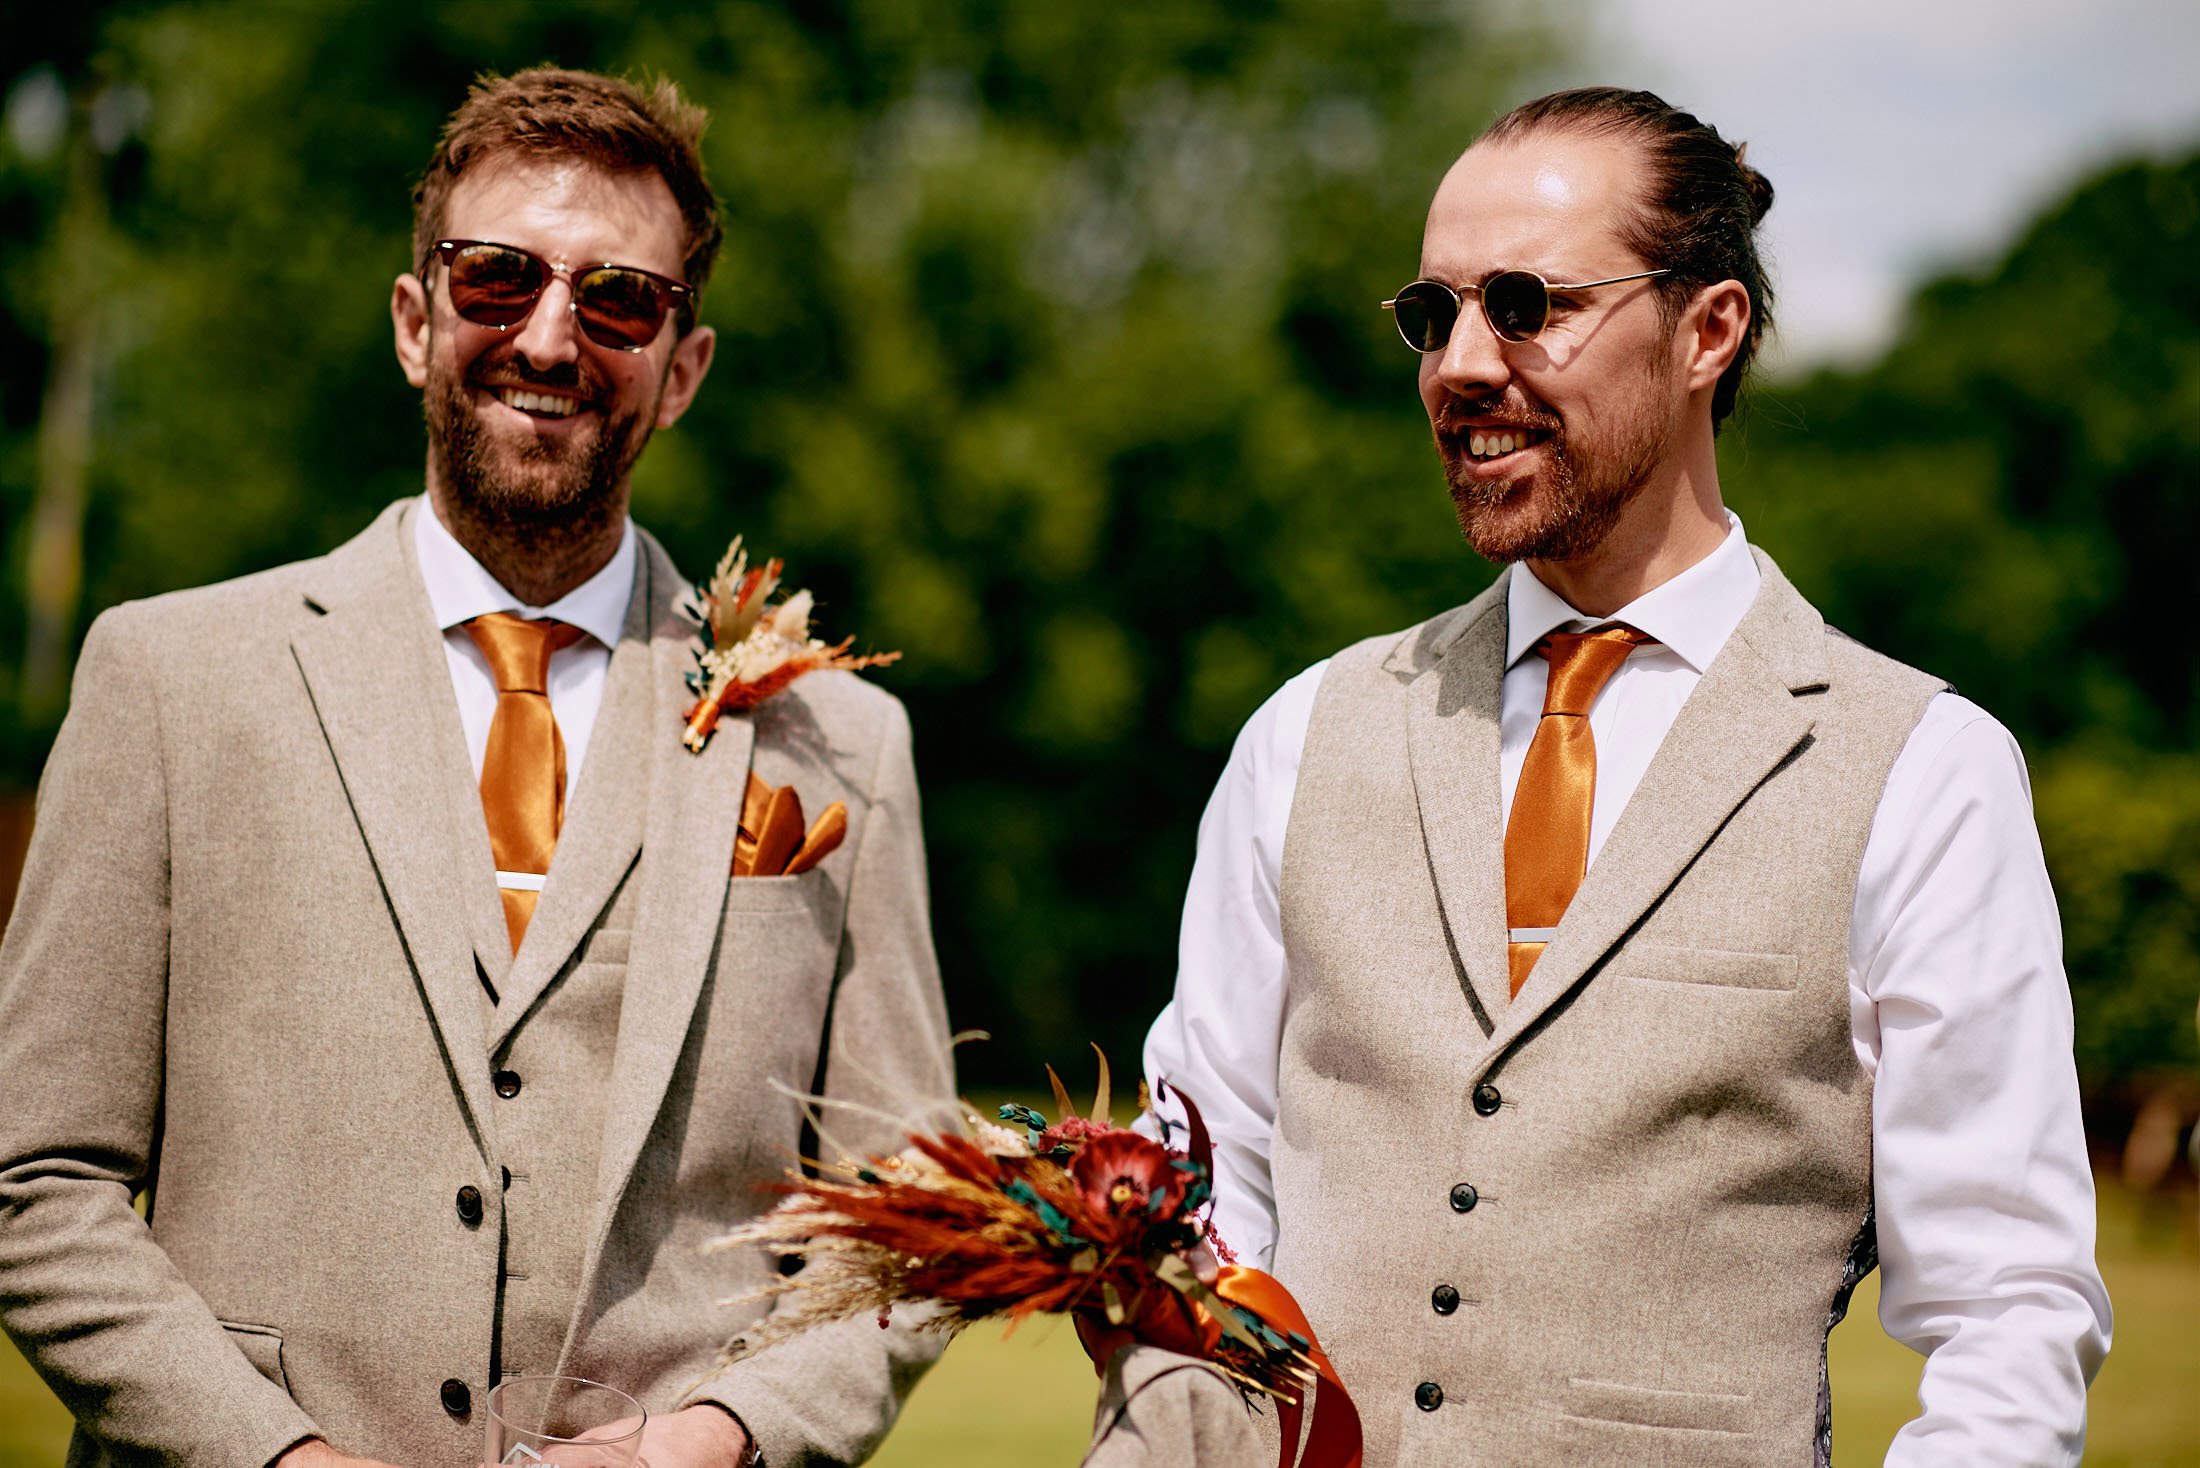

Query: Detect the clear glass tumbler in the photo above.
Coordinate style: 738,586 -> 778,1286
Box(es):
484,1375 -> 647,1467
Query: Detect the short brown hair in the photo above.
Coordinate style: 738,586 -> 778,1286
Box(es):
1480,87 -> 1775,431
412,67 -> 724,316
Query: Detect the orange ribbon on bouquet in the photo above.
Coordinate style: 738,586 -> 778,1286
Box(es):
1076,1261 -> 1362,1468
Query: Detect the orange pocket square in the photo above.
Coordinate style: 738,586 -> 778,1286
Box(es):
733,772 -> 848,878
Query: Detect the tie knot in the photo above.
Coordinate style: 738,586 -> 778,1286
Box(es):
1535,623 -> 1653,717
465,613 -> 585,695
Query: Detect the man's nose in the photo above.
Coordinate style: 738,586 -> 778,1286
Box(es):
509,276 -> 583,370
1432,299 -> 1512,401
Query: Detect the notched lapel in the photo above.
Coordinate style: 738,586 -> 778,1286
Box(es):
564,537 -> 752,1360
291,505 -> 496,1142
1477,568 -> 1823,1070
1403,578 -> 1512,1030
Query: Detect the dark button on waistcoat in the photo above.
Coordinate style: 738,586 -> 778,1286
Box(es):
1414,1381 -> 1444,1411
1449,1182 -> 1479,1212
1431,1284 -> 1460,1315
1471,1083 -> 1502,1116
440,1377 -> 471,1416
455,1184 -> 484,1225
493,1069 -> 523,1099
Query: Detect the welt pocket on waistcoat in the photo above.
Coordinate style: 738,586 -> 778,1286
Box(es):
1559,1376 -> 1750,1434
722,865 -> 829,915
217,1319 -> 291,1392
1613,942 -> 1797,992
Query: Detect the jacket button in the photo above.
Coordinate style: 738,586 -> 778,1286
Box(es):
493,1069 -> 523,1099
1449,1182 -> 1479,1213
1431,1284 -> 1460,1315
1415,1381 -> 1444,1411
455,1184 -> 484,1225
440,1377 -> 471,1416
1472,1083 -> 1502,1116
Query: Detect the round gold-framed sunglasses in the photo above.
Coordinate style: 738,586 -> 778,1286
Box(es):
425,239 -> 695,351
1382,268 -> 1669,350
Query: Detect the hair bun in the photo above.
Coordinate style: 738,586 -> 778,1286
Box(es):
1734,141 -> 1774,224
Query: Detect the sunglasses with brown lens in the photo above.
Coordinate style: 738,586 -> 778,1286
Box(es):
1382,268 -> 1669,350
426,239 -> 695,351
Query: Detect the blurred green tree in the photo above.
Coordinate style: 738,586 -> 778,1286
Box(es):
1730,152 -> 2200,1092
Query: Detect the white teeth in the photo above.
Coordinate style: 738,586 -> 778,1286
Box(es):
1465,429 -> 1538,461
497,388 -> 579,418
1465,430 -> 1537,461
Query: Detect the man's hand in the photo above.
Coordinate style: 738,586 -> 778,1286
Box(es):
272,1439 -> 402,1468
589,1403 -> 752,1467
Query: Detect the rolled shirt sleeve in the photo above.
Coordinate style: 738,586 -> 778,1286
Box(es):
1855,693 -> 2111,1465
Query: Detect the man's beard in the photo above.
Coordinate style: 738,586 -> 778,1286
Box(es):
1435,381 -> 1670,566
424,353 -> 653,550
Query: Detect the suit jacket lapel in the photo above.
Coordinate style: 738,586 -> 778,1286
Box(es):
1470,551 -> 1827,1074
486,549 -> 654,1050
566,532 -> 753,1348
291,502 -> 497,1141
1402,574 -> 1513,1031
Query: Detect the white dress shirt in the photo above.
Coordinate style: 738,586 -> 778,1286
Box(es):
411,498 -> 637,785
1142,515 -> 2111,1465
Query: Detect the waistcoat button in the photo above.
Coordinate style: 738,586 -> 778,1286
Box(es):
1414,1381 -> 1444,1411
1431,1284 -> 1460,1315
1449,1182 -> 1478,1212
1472,1083 -> 1502,1116
440,1377 -> 471,1416
455,1184 -> 484,1225
493,1069 -> 523,1098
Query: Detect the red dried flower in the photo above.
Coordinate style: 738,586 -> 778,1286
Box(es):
1068,1130 -> 1188,1230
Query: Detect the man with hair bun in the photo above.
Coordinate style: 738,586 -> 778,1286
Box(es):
0,68 -> 950,1467
1134,86 -> 2109,1465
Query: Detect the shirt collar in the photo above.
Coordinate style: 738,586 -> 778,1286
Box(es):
1504,511 -> 1760,674
412,496 -> 637,650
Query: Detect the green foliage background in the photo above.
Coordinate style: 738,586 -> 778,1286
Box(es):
2,1 -> 2194,1105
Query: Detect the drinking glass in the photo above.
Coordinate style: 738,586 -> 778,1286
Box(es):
484,1376 -> 647,1467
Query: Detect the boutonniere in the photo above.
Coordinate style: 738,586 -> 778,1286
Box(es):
681,536 -> 901,753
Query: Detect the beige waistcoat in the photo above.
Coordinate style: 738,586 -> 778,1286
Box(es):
1271,553 -> 1941,1467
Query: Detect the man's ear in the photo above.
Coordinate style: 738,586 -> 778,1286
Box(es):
653,324 -> 717,429
392,274 -> 432,389
1681,279 -> 1750,396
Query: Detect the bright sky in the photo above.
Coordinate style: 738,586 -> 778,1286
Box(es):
1528,0 -> 2200,369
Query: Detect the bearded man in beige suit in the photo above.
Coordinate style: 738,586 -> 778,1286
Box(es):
1127,89 -> 2111,1467
0,69 -> 951,1467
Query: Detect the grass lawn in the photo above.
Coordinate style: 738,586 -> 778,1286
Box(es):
4,1177 -> 2191,1466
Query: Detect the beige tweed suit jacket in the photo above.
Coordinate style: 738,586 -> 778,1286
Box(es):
0,501 -> 953,1467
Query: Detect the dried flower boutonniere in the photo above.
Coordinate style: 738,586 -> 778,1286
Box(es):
681,536 -> 901,753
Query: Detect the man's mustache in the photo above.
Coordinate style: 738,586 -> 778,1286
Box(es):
1434,394 -> 1561,441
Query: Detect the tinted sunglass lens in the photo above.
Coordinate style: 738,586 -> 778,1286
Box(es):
446,245 -> 546,327
1392,283 -> 1457,352
575,268 -> 669,349
1482,271 -> 1549,342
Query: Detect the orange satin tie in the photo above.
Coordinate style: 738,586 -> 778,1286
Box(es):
1503,623 -> 1654,997
465,613 -> 587,952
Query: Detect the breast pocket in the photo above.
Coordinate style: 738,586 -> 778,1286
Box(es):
722,866 -> 833,916
714,866 -> 845,1025
1613,942 -> 1798,992
1553,1377 -> 1759,1466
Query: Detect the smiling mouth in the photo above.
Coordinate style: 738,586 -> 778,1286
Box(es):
1458,426 -> 1551,462
486,385 -> 591,420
